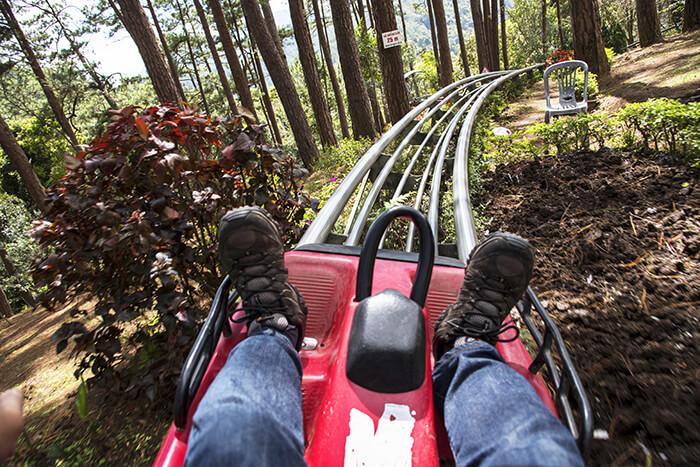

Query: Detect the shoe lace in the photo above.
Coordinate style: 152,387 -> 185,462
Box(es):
229,253 -> 287,324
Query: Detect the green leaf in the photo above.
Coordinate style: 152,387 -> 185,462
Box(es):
76,377 -> 89,419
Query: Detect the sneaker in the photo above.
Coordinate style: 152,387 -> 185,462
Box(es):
433,233 -> 534,357
218,207 -> 307,350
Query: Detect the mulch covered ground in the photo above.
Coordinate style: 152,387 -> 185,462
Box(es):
474,147 -> 700,465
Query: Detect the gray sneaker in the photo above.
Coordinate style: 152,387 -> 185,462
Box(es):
433,232 -> 534,357
218,207 -> 307,350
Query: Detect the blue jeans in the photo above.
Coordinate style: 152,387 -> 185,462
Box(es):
185,330 -> 583,466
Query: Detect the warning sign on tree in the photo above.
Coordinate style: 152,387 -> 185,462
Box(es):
382,30 -> 403,49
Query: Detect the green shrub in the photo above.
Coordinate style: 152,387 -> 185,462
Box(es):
314,137 -> 373,175
0,193 -> 39,312
575,72 -> 598,100
532,113 -> 612,154
33,104 -> 311,398
614,98 -> 700,158
605,47 -> 616,66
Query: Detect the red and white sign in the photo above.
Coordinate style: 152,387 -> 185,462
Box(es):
382,30 -> 403,49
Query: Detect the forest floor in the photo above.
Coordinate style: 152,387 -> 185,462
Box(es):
1,31 -> 699,466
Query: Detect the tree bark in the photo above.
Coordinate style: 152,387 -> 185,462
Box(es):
208,0 -> 257,117
453,0 -> 471,77
427,0 -> 441,74
192,0 -> 239,115
430,0 -> 454,87
570,0 -> 610,75
684,0 -> 700,31
0,113 -> 47,214
470,0 -> 488,71
113,0 -> 181,103
260,0 -> 287,64
289,0 -> 336,146
397,0 -> 409,42
0,283 -> 12,317
555,0 -> 565,48
0,248 -> 34,307
0,0 -> 80,149
241,0 -> 319,169
372,0 -> 410,123
251,45 -> 283,145
490,0 -> 500,70
636,0 -> 662,47
311,0 -> 349,139
499,0 -> 509,69
146,0 -> 186,102
541,0 -> 548,58
329,0 -> 376,139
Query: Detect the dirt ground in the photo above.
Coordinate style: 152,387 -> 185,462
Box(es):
474,147 -> 700,466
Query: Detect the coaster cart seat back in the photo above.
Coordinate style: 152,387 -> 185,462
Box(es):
543,60 -> 589,124
154,67 -> 593,466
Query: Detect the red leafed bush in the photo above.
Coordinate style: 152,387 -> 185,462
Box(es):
545,49 -> 575,67
32,104 -> 311,399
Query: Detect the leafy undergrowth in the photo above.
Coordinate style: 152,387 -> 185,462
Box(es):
475,147 -> 700,465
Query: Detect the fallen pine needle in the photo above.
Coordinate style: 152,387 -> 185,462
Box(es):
629,213 -> 637,236
570,223 -> 593,236
621,252 -> 651,267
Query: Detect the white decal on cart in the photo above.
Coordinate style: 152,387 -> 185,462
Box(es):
344,403 -> 415,466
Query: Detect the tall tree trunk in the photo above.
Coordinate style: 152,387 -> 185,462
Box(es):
241,0 -> 319,169
499,0 -> 509,69
329,0 -> 376,139
146,0 -> 186,102
208,0 -> 257,117
289,0 -> 337,146
112,0 -> 181,103
541,0 -> 548,58
0,283 -> 12,317
367,83 -> 385,132
176,0 -> 210,114
312,0 -> 350,139
372,0 -> 410,123
431,0 -> 455,87
555,0 -> 565,47
0,113 -> 47,214
0,248 -> 34,307
684,0 -> 700,31
260,0 -> 287,64
570,0 -> 610,75
453,0 -> 471,77
490,0 -> 500,70
397,0 -> 409,42
0,0 -> 80,149
427,0 -> 441,75
251,46 -> 283,145
366,0 -> 375,29
636,0 -> 662,46
470,0 -> 488,71
192,0 -> 239,115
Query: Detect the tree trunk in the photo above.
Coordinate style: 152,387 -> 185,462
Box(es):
0,248 -> 34,307
113,0 -> 181,103
208,0 -> 257,117
636,0 -> 662,47
192,0 -> 239,115
251,45 -> 283,145
289,0 -> 337,146
176,0 -> 210,114
470,0 -> 488,71
541,0 -> 548,59
499,0 -> 509,69
0,0 -> 80,149
260,0 -> 287,64
555,0 -> 565,47
490,0 -> 500,70
453,0 -> 471,77
367,83 -> 385,132
0,283 -> 12,317
372,0 -> 410,123
397,0 -> 409,42
241,0 -> 319,169
427,0 -> 441,75
570,0 -> 610,75
430,0 -> 454,87
0,113 -> 47,214
312,0 -> 350,139
329,0 -> 376,139
145,0 -> 186,102
684,0 -> 700,31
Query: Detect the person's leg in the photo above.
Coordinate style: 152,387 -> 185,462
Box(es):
433,341 -> 583,466
184,207 -> 308,466
184,327 -> 305,467
432,233 -> 584,466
